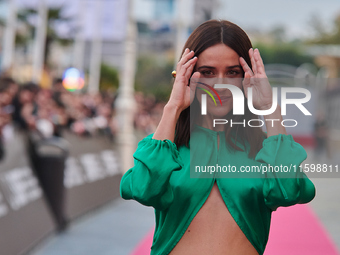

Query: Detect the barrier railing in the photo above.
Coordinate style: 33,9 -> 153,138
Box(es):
0,130 -> 56,255
0,128 -> 122,255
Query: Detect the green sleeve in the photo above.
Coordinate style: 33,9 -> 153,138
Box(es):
120,134 -> 183,211
255,134 -> 316,211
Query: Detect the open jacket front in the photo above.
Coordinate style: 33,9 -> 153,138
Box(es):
120,124 -> 316,255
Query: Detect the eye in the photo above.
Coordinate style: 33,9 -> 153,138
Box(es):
227,70 -> 240,75
200,70 -> 214,76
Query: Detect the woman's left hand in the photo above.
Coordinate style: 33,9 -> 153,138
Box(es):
239,48 -> 273,110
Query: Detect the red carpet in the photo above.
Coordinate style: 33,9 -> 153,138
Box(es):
130,229 -> 153,255
264,204 -> 339,255
130,204 -> 339,255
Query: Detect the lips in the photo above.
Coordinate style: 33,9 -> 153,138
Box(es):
219,96 -> 231,101
207,95 -> 231,105
214,96 -> 231,103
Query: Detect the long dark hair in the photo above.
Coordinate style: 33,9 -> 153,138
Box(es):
174,19 -> 266,158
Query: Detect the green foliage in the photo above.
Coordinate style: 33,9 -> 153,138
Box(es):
99,63 -> 119,92
15,32 -> 29,46
253,42 -> 314,66
135,55 -> 174,102
306,14 -> 340,44
16,5 -> 74,65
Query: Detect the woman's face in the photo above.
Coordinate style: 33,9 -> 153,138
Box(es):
195,43 -> 244,117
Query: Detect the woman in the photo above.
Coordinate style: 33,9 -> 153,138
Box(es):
120,20 -> 316,255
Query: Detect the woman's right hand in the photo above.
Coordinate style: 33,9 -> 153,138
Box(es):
153,49 -> 199,142
166,48 -> 199,114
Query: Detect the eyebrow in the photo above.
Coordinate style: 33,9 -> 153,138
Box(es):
197,65 -> 242,70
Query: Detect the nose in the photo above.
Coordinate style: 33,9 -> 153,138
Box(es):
217,72 -> 224,79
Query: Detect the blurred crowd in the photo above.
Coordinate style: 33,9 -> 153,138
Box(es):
0,76 -> 165,152
0,77 -> 119,143
134,91 -> 165,136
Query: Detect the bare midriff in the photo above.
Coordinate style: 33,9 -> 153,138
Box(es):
169,182 -> 259,255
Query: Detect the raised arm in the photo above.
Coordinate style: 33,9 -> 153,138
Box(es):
153,48 -> 198,142
240,48 -> 315,211
120,49 -> 198,210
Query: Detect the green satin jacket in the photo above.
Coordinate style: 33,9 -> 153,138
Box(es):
120,124 -> 316,255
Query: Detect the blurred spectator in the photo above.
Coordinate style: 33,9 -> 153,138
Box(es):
0,77 -> 19,160
1,75 -> 166,147
313,112 -> 329,159
134,91 -> 166,135
12,82 -> 39,130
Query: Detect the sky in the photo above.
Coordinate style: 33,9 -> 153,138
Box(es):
134,0 -> 340,40
215,0 -> 340,39
0,0 -> 338,41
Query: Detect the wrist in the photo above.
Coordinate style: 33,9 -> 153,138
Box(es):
263,105 -> 281,119
259,101 -> 275,111
164,103 -> 183,119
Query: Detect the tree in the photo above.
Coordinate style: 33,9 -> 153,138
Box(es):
306,13 -> 340,44
16,4 -> 75,67
253,42 -> 314,67
99,63 -> 119,92
135,55 -> 174,102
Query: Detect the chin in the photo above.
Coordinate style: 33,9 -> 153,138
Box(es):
207,109 -> 232,118
205,101 -> 233,117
